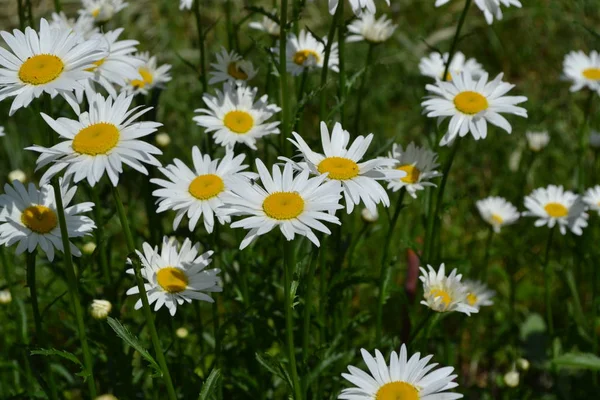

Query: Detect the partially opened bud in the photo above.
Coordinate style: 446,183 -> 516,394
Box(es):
503,370 -> 519,388
0,289 -> 12,304
90,299 -> 112,320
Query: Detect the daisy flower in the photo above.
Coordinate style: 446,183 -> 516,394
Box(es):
386,143 -> 442,198
28,92 -> 162,187
209,48 -> 258,86
475,196 -> 520,233
422,72 -> 528,146
583,185 -> 600,215
0,179 -> 95,261
50,11 -> 98,39
347,12 -> 397,43
419,263 -> 478,316
462,280 -> 495,310
193,82 -> 281,150
522,185 -> 589,235
217,159 -> 343,249
563,50 -> 600,94
151,146 -> 256,233
123,52 -> 172,96
249,15 -> 280,36
474,0 -> 523,25
281,122 -> 405,214
180,0 -> 193,10
339,344 -> 462,400
419,51 -> 484,81
0,18 -> 105,116
273,30 -> 339,76
329,0 -> 390,16
126,237 -> 221,316
81,0 -> 128,22
0,126 -> 4,137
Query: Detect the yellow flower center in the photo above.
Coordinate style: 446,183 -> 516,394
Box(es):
91,8 -> 101,18
317,157 -> 359,180
375,381 -> 419,400
86,58 -> 105,72
227,62 -> 249,80
156,267 -> 189,293
223,110 -> 254,134
544,202 -> 568,218
583,68 -> 600,81
131,67 -> 154,89
72,123 -> 120,156
430,288 -> 452,308
467,293 -> 478,306
397,164 -> 421,184
188,174 -> 225,200
293,49 -> 320,66
491,213 -> 504,224
443,71 -> 453,81
453,91 -> 489,115
263,192 -> 305,220
21,205 -> 58,234
18,54 -> 65,85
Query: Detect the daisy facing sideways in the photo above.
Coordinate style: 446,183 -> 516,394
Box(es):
0,179 -> 95,261
193,82 -> 281,150
422,72 -> 528,146
386,142 -> 441,198
217,159 -> 343,249
563,50 -> 600,94
28,92 -> 162,187
462,280 -> 495,311
419,51 -> 484,81
151,146 -> 256,233
50,11 -> 98,39
329,0 -> 390,16
346,12 -> 397,44
435,0 -> 522,25
475,196 -> 520,233
124,52 -> 172,96
583,185 -> 600,215
209,48 -> 258,86
339,344 -> 462,400
419,263 -> 478,316
522,185 -> 588,235
0,18 -> 105,115
281,122 -> 405,214
80,0 -> 128,22
126,237 -> 221,316
249,15 -> 280,36
525,131 -> 550,152
273,30 -> 339,76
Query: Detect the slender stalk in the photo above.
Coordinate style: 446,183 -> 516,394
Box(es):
53,0 -> 61,13
89,186 -> 111,285
319,5 -> 342,120
301,246 -> 320,364
279,0 -> 290,154
16,0 -> 26,30
224,0 -> 235,50
375,189 -> 406,341
408,312 -> 434,344
294,69 -> 309,132
283,240 -> 302,400
576,91 -> 594,191
25,0 -> 33,28
354,43 -> 375,133
542,227 -> 555,337
337,0 -> 346,124
212,300 -> 222,400
193,0 -> 208,93
111,186 -> 177,400
441,0 -> 473,83
481,227 -> 494,280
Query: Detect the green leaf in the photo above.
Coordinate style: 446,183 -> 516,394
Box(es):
255,352 -> 292,390
30,348 -> 90,379
106,317 -> 162,377
552,353 -> 600,371
198,368 -> 221,400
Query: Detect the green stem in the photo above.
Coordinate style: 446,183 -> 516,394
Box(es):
53,0 -> 61,13
542,227 -> 555,337
441,0 -> 473,82
283,240 -> 302,400
89,186 -> 111,285
279,0 -> 290,155
576,90 -> 594,191
408,312 -> 434,344
16,0 -> 26,30
319,5 -> 342,120
353,43 -> 375,134
375,189 -> 406,341
193,0 -> 208,93
25,0 -> 33,28
481,227 -> 494,280
212,300 -> 222,400
301,246 -> 320,364
224,0 -> 235,50
111,185 -> 177,400
337,0 -> 346,124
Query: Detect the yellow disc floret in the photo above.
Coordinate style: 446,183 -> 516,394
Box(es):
430,288 -> 452,309
375,381 -> 419,400
72,123 -> 120,156
131,67 -> 154,89
18,54 -> 64,85
223,111 -> 254,134
157,267 -> 189,293
397,164 -> 421,184
263,192 -> 305,220
454,91 -> 489,115
583,68 -> 600,81
317,157 -> 359,180
188,174 -> 225,200
227,62 -> 249,80
21,205 -> 58,234
544,202 -> 568,218
293,50 -> 320,66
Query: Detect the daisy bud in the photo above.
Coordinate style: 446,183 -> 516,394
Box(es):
590,131 -> 600,149
508,149 -> 522,172
82,242 -> 97,255
155,133 -> 171,148
361,208 -> 379,223
95,395 -> 118,400
8,169 -> 26,183
526,131 -> 550,152
503,370 -> 520,388
0,289 -> 12,304
176,327 -> 189,339
516,358 -> 530,371
90,299 -> 112,320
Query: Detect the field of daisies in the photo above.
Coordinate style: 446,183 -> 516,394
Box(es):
0,0 -> 599,399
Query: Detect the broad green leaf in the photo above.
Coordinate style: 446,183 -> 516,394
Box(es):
552,353 -> 600,371
198,368 -> 221,400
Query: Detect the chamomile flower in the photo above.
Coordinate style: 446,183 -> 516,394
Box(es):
28,92 -> 162,187
0,126 -> 4,137
526,131 -> 550,152
563,51 -> 600,94
50,11 -> 98,39
209,48 -> 258,86
386,143 -> 441,198
282,122 -> 405,214
126,237 -> 221,316
583,185 -> 600,215
151,146 -> 256,233
193,82 -> 281,150
475,196 -> 520,233
249,15 -> 280,36
474,0 -> 522,25
523,185 -> 589,235
124,52 -> 172,96
422,72 -> 528,146
0,180 -> 95,261
462,280 -> 495,310
419,263 -> 478,316
81,0 -> 128,22
329,0 -> 390,16
273,30 -> 339,76
180,0 -> 193,10
347,12 -> 397,43
419,51 -> 484,81
0,18 -> 105,116
217,159 -> 343,249
339,344 -> 462,400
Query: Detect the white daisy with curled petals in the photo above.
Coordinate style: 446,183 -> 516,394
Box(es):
0,179 -> 95,261
217,159 -> 343,250
422,71 -> 528,146
27,92 -> 162,187
474,0 -> 523,25
0,18 -> 105,116
249,15 -> 280,37
81,0 -> 128,22
339,344 -> 462,400
346,12 -> 397,44
463,280 -> 495,311
419,263 -> 478,316
563,50 -> 600,94
523,185 -> 589,236
419,51 -> 484,81
386,142 -> 442,198
193,82 -> 281,150
525,131 -> 550,152
329,0 -> 390,16
126,237 -> 221,316
209,48 -> 258,86
123,52 -> 172,96
49,11 -> 98,39
583,185 -> 600,215
180,0 -> 193,10
475,196 -> 520,233
151,146 -> 256,233
281,122 -> 405,214
273,30 -> 339,76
